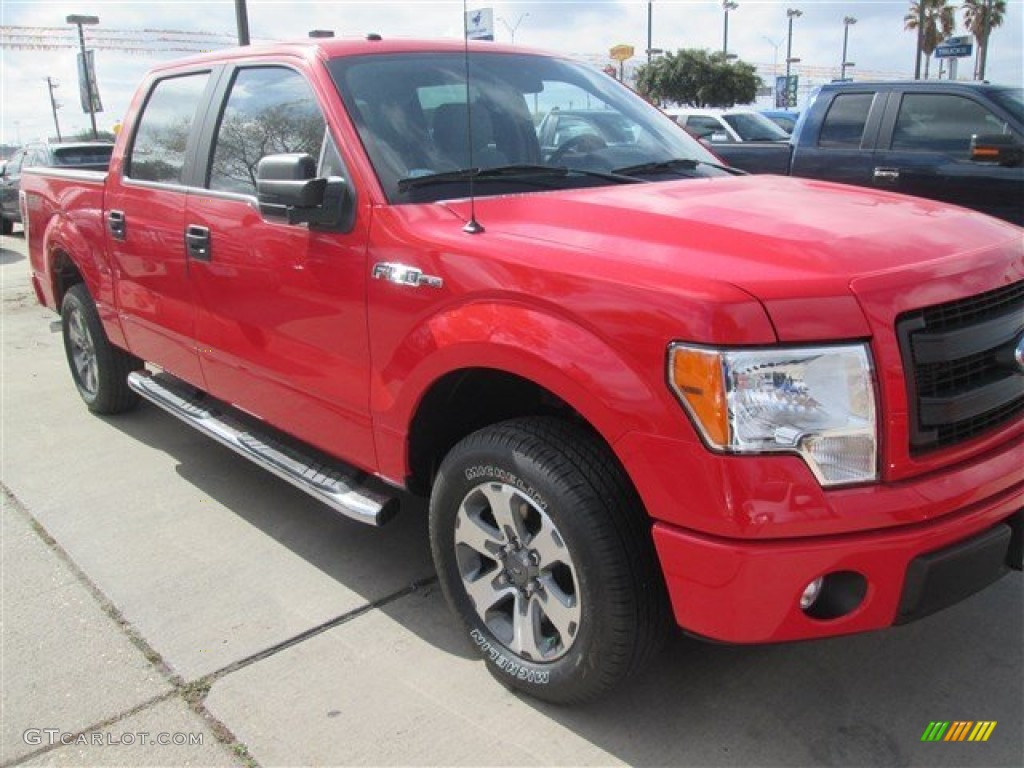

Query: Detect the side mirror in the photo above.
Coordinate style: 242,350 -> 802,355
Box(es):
256,153 -> 351,228
970,134 -> 1023,167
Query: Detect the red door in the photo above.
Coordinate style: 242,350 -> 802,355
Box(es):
107,70 -> 213,386
185,64 -> 376,471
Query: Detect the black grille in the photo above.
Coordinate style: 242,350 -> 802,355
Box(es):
897,281 -> 1024,453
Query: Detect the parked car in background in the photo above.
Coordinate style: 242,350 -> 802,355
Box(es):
760,109 -> 800,134
666,108 -> 790,143
1,142 -> 113,234
711,81 -> 1024,225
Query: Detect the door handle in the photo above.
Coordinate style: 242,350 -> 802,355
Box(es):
108,210 -> 126,240
372,262 -> 443,289
873,167 -> 900,183
185,225 -> 211,261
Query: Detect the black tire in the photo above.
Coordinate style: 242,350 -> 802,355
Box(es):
1,217 -> 12,236
429,417 -> 669,703
61,283 -> 143,414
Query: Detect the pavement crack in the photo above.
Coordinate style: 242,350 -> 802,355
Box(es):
205,575 -> 439,681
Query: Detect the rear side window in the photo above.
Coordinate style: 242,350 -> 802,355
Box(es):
891,93 -> 1011,155
127,72 -> 210,184
208,67 -> 328,196
818,93 -> 874,148
53,146 -> 114,166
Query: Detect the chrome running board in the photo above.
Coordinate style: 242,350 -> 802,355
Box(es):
128,371 -> 398,526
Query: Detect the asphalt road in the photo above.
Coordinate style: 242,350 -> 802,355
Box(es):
1,229 -> 1021,767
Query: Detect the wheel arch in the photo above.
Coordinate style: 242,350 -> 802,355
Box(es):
385,303 -> 675,495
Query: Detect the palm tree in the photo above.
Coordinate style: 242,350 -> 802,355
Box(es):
905,0 -> 957,79
963,0 -> 1007,80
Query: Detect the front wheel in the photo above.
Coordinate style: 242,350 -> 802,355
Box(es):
429,417 -> 668,703
61,284 -> 142,414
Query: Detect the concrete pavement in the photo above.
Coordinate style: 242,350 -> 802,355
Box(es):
2,229 -> 1021,767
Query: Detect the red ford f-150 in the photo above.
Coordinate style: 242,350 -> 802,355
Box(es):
19,38 -> 1023,703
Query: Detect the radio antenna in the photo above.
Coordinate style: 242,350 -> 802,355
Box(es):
461,0 -> 484,234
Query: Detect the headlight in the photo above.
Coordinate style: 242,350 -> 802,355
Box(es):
668,343 -> 878,486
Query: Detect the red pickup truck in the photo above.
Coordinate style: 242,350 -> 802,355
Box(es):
21,38 -> 1023,703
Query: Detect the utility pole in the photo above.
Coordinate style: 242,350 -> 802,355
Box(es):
235,0 -> 251,45
498,13 -> 529,44
66,14 -> 100,140
46,77 -> 63,142
785,8 -> 802,107
647,1 -> 653,64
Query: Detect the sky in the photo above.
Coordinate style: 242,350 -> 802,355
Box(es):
1,0 -> 1022,144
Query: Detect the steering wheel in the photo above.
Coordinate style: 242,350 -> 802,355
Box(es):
548,133 -> 607,165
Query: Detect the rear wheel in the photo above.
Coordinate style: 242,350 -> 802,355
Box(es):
429,417 -> 668,703
1,218 -> 12,236
61,284 -> 142,414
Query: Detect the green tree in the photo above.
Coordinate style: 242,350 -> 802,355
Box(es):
635,49 -> 761,109
962,0 -> 1007,79
905,0 -> 957,79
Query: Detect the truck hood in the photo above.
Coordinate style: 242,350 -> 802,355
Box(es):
442,174 -> 1019,304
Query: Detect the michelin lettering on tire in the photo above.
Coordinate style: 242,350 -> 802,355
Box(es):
470,629 -> 550,684
463,465 -> 548,509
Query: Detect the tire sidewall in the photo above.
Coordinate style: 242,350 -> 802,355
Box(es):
430,429 -> 628,701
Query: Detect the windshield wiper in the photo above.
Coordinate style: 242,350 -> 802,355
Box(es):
613,157 -> 745,177
398,164 -> 641,191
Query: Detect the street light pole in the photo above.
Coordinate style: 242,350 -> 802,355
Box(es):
785,8 -> 802,106
46,77 -> 63,142
722,1 -> 738,57
498,13 -> 529,44
841,16 -> 857,81
66,14 -> 99,140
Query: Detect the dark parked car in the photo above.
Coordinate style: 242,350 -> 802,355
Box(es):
1,142 -> 113,234
712,82 -> 1023,225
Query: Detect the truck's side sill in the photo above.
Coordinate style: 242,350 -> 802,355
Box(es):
127,370 -> 398,526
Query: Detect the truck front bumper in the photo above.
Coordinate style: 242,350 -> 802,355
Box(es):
652,496 -> 1021,644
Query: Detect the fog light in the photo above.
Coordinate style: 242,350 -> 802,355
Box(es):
800,577 -> 824,610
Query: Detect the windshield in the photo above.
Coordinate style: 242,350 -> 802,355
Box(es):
721,112 -> 790,141
327,52 -> 727,203
988,87 -> 1024,125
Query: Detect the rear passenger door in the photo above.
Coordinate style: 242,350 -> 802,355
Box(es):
873,90 -> 1023,222
107,69 -> 218,386
791,90 -> 886,186
184,62 -> 376,470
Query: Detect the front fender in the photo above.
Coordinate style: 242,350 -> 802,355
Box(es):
371,299 -> 687,483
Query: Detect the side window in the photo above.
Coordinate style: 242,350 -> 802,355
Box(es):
208,67 -> 329,196
127,73 -> 210,184
891,93 -> 1010,155
818,93 -> 874,148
